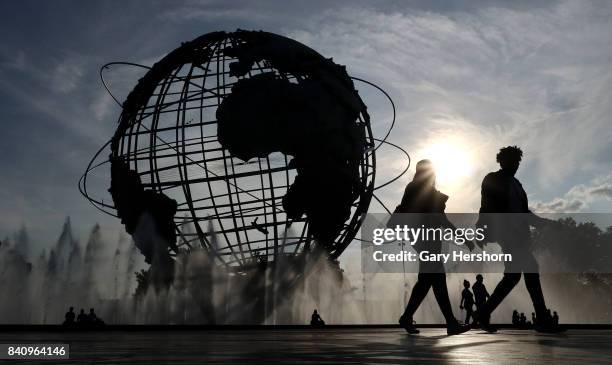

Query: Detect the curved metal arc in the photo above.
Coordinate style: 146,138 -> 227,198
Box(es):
351,76 -> 396,153
90,52 -> 405,264
100,61 -> 152,108
101,61 -> 224,112
78,138 -> 119,217
372,137 -> 411,191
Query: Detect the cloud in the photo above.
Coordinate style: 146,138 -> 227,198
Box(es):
285,1 -> 612,212
1,0 -> 612,246
0,51 -> 112,144
50,61 -> 84,93
0,50 -> 27,71
531,175 -> 612,213
590,185 -> 612,199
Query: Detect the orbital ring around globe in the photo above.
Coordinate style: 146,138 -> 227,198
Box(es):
79,30 -> 411,273
85,64 -> 410,213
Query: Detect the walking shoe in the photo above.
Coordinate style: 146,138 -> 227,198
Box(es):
447,321 -> 471,336
473,310 -> 497,333
399,315 -> 420,334
534,315 -> 566,333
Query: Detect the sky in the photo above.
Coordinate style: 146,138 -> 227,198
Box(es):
1,0 -> 612,250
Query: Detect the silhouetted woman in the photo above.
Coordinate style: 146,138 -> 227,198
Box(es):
395,160 -> 470,335
460,280 -> 474,325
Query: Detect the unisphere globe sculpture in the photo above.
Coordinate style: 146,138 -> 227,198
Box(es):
82,30 -> 376,275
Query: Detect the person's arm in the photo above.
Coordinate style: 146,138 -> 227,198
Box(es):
439,213 -> 476,250
460,291 -> 465,309
435,192 -> 457,229
440,213 -> 456,230
475,174 -> 496,249
434,193 -> 477,250
387,185 -> 411,228
398,184 -> 413,211
526,210 -> 561,229
521,182 -> 557,228
480,174 -> 496,213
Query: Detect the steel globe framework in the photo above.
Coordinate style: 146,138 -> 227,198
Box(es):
81,30 -> 376,273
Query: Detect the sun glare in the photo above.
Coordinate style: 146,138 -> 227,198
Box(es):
418,137 -> 475,190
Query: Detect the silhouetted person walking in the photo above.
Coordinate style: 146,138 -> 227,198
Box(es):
472,274 -> 489,324
63,307 -> 75,326
395,160 -> 471,336
512,310 -> 519,326
552,311 -> 559,325
475,146 -> 561,333
460,280 -> 474,325
310,309 -> 325,327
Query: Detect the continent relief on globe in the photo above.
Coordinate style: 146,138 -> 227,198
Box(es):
108,157 -> 178,269
217,72 -> 366,246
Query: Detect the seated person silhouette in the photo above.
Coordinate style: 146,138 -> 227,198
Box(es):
475,146 -> 563,333
63,307 -> 75,326
76,309 -> 88,324
89,308 -> 98,322
471,274 -> 489,325
395,160 -> 472,336
310,310 -> 325,327
88,308 -> 105,325
519,313 -> 527,328
459,280 -> 475,325
512,310 -> 519,326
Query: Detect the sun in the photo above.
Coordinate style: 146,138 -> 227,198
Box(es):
417,137 -> 475,191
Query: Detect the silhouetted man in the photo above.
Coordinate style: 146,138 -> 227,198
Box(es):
63,307 -> 75,325
395,160 -> 472,336
475,146 -> 561,333
512,310 -> 519,326
310,309 -> 325,327
89,308 -> 98,322
472,274 -> 489,323
88,308 -> 105,325
77,309 -> 88,324
552,311 -> 559,325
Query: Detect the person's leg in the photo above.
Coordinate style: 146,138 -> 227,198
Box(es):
465,308 -> 472,325
430,273 -> 457,324
479,273 -> 521,319
401,273 -> 432,319
473,302 -> 483,325
524,273 -> 565,333
429,274 -> 471,335
523,273 -> 547,319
